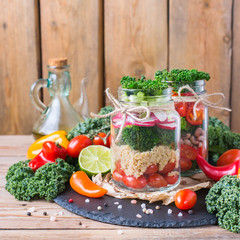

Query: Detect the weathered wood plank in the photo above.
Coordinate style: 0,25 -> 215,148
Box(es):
40,0 -> 103,114
231,0 -> 240,133
104,0 -> 168,99
0,227 -> 236,239
169,0 -> 232,126
0,0 -> 40,134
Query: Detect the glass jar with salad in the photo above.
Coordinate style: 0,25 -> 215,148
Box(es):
110,76 -> 181,192
155,69 -> 210,176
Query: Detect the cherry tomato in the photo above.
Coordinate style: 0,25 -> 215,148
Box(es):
217,149 -> 240,166
112,170 -> 125,182
186,103 -> 204,125
164,174 -> 178,185
174,102 -> 188,117
144,164 -> 158,175
175,189 -> 197,210
93,132 -> 110,148
123,175 -> 147,189
67,135 -> 92,158
181,144 -> 198,161
147,173 -> 167,188
180,158 -> 192,171
159,162 -> 175,174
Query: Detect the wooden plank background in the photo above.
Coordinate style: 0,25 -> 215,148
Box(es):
0,0 -> 239,134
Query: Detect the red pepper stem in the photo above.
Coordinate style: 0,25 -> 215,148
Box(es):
196,155 -> 240,181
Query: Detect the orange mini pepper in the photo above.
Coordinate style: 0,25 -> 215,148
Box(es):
27,131 -> 69,159
70,171 -> 107,198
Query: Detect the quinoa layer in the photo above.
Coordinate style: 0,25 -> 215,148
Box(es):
112,143 -> 179,178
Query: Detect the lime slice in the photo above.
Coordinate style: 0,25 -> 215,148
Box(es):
78,145 -> 111,177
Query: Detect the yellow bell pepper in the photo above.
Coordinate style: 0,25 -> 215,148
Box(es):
27,131 -> 69,159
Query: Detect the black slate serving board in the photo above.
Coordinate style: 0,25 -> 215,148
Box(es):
54,185 -> 217,228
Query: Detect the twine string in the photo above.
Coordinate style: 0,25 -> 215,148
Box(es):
176,85 -> 231,120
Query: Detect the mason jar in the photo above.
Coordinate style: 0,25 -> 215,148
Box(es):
168,80 -> 208,176
110,87 -> 181,192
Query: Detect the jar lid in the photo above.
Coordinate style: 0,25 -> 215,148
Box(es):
48,58 -> 68,67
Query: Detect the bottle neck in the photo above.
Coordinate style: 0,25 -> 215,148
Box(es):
47,66 -> 71,97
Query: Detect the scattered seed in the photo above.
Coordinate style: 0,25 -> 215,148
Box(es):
85,199 -> 90,203
79,222 -> 82,225
104,202 -> 108,207
155,206 -> 160,210
43,212 -> 47,216
117,205 -> 122,209
136,214 -> 142,219
141,203 -> 146,209
168,209 -> 173,214
97,206 -> 102,211
188,210 -> 194,215
131,200 -> 137,204
117,230 -> 123,235
22,204 -> 27,206
68,198 -> 73,203
114,201 -> 119,205
178,212 -> 183,217
50,216 -> 56,222
27,207 -> 36,213
27,212 -> 31,216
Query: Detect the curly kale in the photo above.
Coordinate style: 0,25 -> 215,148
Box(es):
5,159 -> 74,201
208,117 -> 240,163
67,106 -> 113,140
206,175 -> 240,233
120,125 -> 175,152
120,75 -> 168,96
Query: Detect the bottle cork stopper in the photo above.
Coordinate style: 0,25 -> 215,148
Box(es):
48,58 -> 68,67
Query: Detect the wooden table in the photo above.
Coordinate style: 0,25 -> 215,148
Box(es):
0,135 -> 238,240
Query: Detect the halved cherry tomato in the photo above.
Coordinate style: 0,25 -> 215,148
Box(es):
123,175 -> 147,189
175,189 -> 197,210
147,173 -> 168,188
159,162 -> 175,174
93,132 -> 110,148
198,144 -> 207,159
186,103 -> 204,125
164,174 -> 178,185
144,164 -> 158,175
174,102 -> 188,117
181,144 -> 198,161
180,158 -> 192,171
112,170 -> 125,182
67,135 -> 92,158
115,160 -> 125,176
217,149 -> 240,166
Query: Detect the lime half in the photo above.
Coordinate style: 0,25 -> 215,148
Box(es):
78,145 -> 111,177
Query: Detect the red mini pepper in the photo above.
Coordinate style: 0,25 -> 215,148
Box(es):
29,141 -> 67,171
196,154 -> 240,181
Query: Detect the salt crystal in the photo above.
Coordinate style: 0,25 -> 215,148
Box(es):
117,230 -> 123,235
131,200 -> 137,204
114,201 -> 119,205
97,206 -> 102,211
85,199 -> 90,203
58,211 -> 64,216
148,209 -> 153,214
155,206 -> 160,210
117,205 -> 122,209
168,209 -> 173,214
188,210 -> 194,215
178,212 -> 183,217
50,216 -> 56,222
27,207 -> 36,213
141,203 -> 146,209
136,214 -> 142,218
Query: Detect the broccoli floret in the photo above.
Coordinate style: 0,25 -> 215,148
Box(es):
5,159 -> 74,201
208,117 -> 240,156
67,106 -> 113,140
120,125 -> 175,152
206,175 -> 240,233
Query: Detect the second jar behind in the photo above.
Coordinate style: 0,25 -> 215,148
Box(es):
111,87 -> 181,192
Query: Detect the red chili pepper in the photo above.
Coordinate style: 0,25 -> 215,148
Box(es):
29,141 -> 67,171
196,154 -> 240,181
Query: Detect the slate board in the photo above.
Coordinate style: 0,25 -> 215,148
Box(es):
54,185 -> 217,228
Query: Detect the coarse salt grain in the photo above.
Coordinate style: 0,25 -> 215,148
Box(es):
117,205 -> 122,209
82,224 -> 87,228
114,202 -> 119,205
58,211 -> 64,216
141,203 -> 146,209
50,216 -> 56,222
145,210 -> 150,215
85,199 -> 90,203
148,209 -> 153,214
178,212 -> 183,217
168,209 -> 173,214
27,207 -> 36,213
188,210 -> 193,215
136,214 -> 142,219
131,200 -> 137,204
97,206 -> 102,211
117,230 -> 123,235
155,206 -> 160,210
